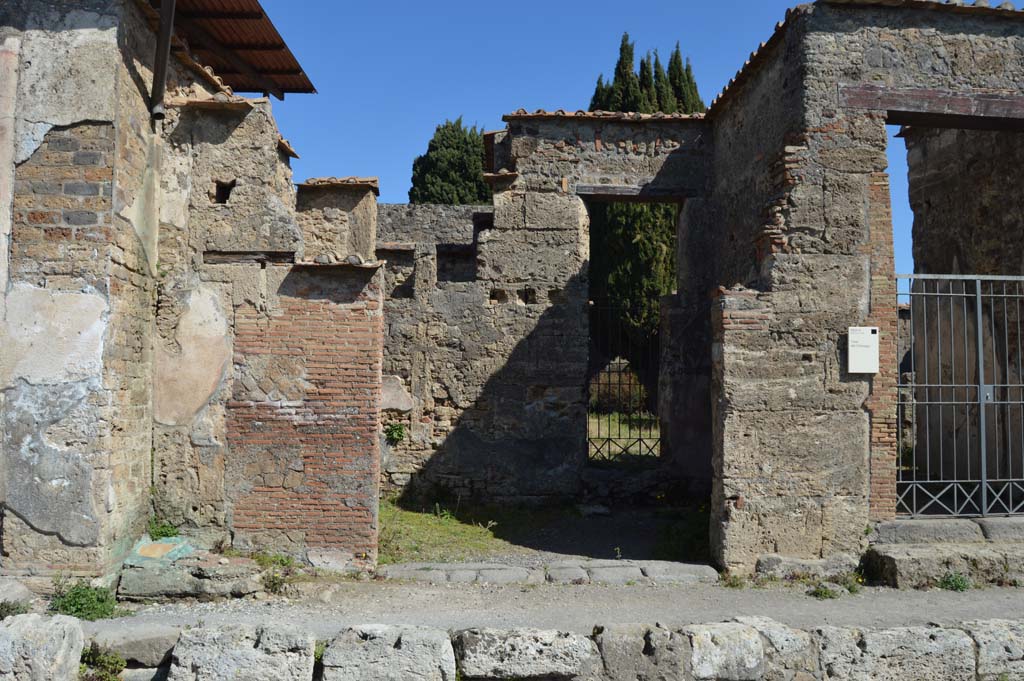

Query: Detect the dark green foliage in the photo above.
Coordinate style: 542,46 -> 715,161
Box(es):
591,35 -> 703,115
79,643 -> 126,681
49,577 -> 118,621
409,118 -> 492,206
587,35 -> 704,393
147,516 -> 178,540
384,423 -> 406,446
0,601 -> 28,620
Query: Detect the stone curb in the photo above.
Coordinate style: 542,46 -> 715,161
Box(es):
377,560 -> 720,586
68,615 -> 1024,680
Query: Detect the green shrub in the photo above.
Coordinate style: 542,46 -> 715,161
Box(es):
0,601 -> 28,619
384,423 -> 406,446
939,572 -> 971,592
79,642 -> 126,681
253,552 -> 296,594
314,640 -> 327,663
147,516 -> 179,540
49,577 -> 118,621
808,583 -> 840,600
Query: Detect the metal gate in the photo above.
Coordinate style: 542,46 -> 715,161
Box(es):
897,274 -> 1024,516
587,302 -> 660,462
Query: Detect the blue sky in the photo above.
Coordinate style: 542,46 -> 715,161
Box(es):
261,0 -> 914,275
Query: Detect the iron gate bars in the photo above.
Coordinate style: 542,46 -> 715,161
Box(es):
587,302 -> 661,462
896,274 -> 1024,517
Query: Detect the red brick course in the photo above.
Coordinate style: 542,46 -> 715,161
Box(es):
227,268 -> 384,566
863,171 -> 899,520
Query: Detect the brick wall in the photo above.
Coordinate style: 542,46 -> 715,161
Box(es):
227,266 -> 383,566
864,171 -> 898,521
10,123 -> 113,292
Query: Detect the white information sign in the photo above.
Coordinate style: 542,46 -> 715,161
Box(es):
848,327 -> 880,374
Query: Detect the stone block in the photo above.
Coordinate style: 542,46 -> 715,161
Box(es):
89,621 -> 180,667
585,566 -> 644,585
974,517 -> 1024,543
755,553 -> 860,581
681,622 -> 764,681
592,624 -> 689,681
167,624 -> 315,681
0,579 -> 36,606
453,628 -> 599,679
966,619 -> 1024,680
0,614 -> 84,681
322,625 -> 455,681
117,562 -> 262,601
865,543 -> 1024,588
815,625 -> 975,681
874,519 -> 986,545
734,617 -> 818,681
638,561 -> 720,584
546,566 -> 589,584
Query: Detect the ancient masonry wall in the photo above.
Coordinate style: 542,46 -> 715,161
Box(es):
228,267 -> 383,565
905,127 -> 1024,277
0,0 -> 153,573
0,0 -> 385,572
376,203 -> 492,493
707,14 -> 877,573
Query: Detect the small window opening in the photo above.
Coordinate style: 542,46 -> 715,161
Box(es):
436,244 -> 477,283
214,179 -> 236,204
489,289 -> 509,304
517,288 -> 538,305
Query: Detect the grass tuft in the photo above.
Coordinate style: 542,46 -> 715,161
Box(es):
49,577 -> 119,621
808,583 -> 841,600
79,642 -> 126,681
938,572 -> 971,592
0,601 -> 29,620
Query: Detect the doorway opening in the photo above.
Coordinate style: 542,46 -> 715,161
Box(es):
888,122 -> 1024,517
585,200 -> 676,468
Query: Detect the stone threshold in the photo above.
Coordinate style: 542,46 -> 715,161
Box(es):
376,560 -> 719,586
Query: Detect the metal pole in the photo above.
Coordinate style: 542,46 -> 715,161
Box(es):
150,0 -> 177,120
977,279 -> 989,515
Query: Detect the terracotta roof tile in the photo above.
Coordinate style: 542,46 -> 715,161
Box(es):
298,177 -> 380,196
502,109 -> 705,122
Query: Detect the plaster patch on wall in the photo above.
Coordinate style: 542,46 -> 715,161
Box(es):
0,37 -> 19,318
14,11 -> 118,163
118,132 -> 161,275
0,284 -> 107,387
2,377 -> 101,547
154,286 -> 231,426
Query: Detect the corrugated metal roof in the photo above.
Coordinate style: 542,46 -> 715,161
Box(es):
148,0 -> 315,98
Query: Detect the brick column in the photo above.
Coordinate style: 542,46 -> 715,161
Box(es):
863,171 -> 898,520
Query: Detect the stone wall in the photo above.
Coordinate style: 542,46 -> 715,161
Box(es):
0,0 -> 384,573
905,127 -> 1024,277
0,0 -> 158,573
30,613 -> 1024,681
376,203 -> 491,493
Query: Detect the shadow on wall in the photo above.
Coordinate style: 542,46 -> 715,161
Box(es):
398,269 -> 591,509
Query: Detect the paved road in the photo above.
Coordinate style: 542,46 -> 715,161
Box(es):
96,581 -> 1024,637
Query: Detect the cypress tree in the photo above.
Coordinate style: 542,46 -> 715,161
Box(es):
653,51 -> 677,113
638,53 -> 656,113
408,118 -> 492,205
587,35 -> 705,394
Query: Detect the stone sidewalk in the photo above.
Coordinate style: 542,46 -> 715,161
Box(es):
377,560 -> 719,585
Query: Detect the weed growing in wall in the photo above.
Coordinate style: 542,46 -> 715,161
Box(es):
384,423 -> 406,446
147,516 -> 179,540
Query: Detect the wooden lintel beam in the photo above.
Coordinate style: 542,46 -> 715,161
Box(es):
179,10 -> 264,20
174,16 -> 284,99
